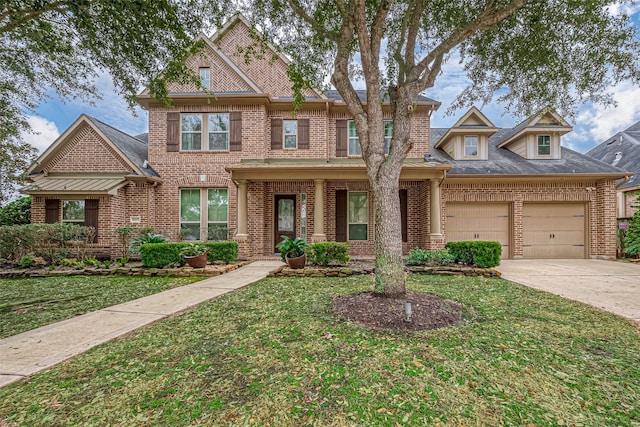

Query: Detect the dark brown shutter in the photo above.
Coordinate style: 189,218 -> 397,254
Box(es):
229,112 -> 242,151
45,199 -> 59,224
336,120 -> 347,157
298,119 -> 309,149
335,190 -> 347,242
85,199 -> 99,243
271,119 -> 283,150
166,112 -> 180,152
400,189 -> 408,243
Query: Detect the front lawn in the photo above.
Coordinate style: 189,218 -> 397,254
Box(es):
1,275 -> 639,426
0,276 -> 201,338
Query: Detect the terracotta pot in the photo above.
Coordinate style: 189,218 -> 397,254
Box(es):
184,252 -> 207,268
286,252 -> 306,269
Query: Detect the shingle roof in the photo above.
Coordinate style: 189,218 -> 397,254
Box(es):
324,90 -> 437,103
430,128 -> 630,176
586,120 -> 640,189
85,117 -> 158,178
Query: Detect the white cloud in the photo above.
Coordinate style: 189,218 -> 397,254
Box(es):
20,116 -> 60,154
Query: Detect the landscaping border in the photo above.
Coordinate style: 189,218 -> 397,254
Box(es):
268,265 -> 501,278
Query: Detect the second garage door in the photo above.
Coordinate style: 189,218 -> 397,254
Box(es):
446,203 -> 510,259
523,203 -> 586,259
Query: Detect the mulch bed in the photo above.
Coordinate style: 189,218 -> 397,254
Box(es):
333,290 -> 463,331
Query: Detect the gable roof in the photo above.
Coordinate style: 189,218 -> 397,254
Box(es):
28,115 -> 158,178
433,106 -> 498,149
495,107 -> 572,148
430,127 -> 630,178
586,120 -> 640,189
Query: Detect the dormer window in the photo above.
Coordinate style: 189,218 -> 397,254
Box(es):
464,136 -> 478,157
199,67 -> 210,90
537,135 -> 551,156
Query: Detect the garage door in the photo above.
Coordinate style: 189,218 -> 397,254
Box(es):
446,203 -> 510,259
523,203 -> 585,259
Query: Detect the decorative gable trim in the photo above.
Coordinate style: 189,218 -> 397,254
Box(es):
434,106 -> 498,149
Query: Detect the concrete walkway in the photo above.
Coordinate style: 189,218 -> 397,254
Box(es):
498,259 -> 640,322
0,261 -> 283,388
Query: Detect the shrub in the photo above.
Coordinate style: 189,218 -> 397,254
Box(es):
405,248 -> 456,266
19,255 -> 35,268
624,194 -> 640,256
0,196 -> 31,225
445,241 -> 502,268
129,232 -> 168,255
141,242 -> 238,268
0,223 -> 94,261
276,236 -> 307,262
307,242 -> 350,266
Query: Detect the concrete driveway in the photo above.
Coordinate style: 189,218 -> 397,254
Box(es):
497,259 -> 640,322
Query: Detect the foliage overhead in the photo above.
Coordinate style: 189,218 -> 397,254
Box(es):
0,195 -> 31,225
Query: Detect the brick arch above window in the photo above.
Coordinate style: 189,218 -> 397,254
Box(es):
175,175 -> 230,187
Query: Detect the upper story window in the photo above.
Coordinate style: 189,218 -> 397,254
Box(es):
537,135 -> 551,156
181,113 -> 229,151
283,120 -> 298,149
464,135 -> 479,157
383,120 -> 393,154
348,121 -> 361,156
62,200 -> 84,225
199,67 -> 210,90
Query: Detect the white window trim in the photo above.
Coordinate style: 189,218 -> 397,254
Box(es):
348,191 -> 368,241
463,135 -> 479,158
537,134 -> 552,157
179,188 -> 229,241
283,119 -> 298,149
180,113 -> 230,152
348,120 -> 361,156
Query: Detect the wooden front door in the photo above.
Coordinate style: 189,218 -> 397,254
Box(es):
274,195 -> 297,252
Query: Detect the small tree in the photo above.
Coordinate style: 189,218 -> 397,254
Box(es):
624,194 -> 640,257
0,196 -> 31,225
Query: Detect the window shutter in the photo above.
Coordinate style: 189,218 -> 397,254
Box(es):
229,112 -> 242,151
336,120 -> 347,157
271,119 -> 283,150
45,199 -> 59,224
298,119 -> 310,149
166,112 -> 180,152
335,190 -> 347,242
400,189 -> 408,243
85,199 -> 99,243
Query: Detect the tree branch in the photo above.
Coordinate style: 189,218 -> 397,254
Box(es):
0,1 -> 70,34
285,0 -> 339,42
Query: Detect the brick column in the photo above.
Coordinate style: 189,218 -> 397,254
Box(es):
312,179 -> 327,242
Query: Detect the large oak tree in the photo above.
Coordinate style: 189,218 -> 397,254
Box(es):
241,0 -> 640,296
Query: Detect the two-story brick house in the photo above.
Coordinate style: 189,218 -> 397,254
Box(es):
24,15 -> 629,260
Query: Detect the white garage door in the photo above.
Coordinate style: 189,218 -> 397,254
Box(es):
446,203 -> 510,259
523,203 -> 586,259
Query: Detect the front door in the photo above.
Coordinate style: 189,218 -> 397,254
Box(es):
274,195 -> 296,252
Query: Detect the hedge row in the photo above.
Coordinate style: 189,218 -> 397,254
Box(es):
140,242 -> 238,268
444,241 -> 502,268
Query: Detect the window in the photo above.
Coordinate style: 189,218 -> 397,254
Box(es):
537,135 -> 551,156
181,114 -> 202,150
348,191 -> 368,240
180,188 -> 229,241
181,113 -> 229,151
283,120 -> 298,149
208,113 -> 229,151
384,120 -> 393,154
348,121 -> 361,156
199,67 -> 210,90
464,135 -> 478,157
300,193 -> 307,238
62,200 -> 84,225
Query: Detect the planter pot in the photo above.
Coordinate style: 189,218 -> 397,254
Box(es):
184,252 -> 207,268
286,253 -> 306,269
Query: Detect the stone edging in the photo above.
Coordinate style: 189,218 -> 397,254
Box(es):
268,265 -> 501,278
0,261 -> 253,279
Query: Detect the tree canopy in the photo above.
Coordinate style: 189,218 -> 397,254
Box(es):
240,0 -> 640,296
0,0 -> 232,204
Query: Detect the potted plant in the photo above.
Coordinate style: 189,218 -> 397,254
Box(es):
180,243 -> 208,268
276,236 -> 307,269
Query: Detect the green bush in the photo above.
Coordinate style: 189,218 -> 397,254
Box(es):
0,223 -> 94,262
129,232 -> 168,255
405,248 -> 456,266
141,242 -> 238,268
0,196 -> 31,225
624,194 -> 640,256
307,242 -> 350,266
445,241 -> 502,268
19,255 -> 35,268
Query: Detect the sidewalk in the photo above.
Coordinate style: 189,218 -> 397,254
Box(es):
0,261 -> 283,388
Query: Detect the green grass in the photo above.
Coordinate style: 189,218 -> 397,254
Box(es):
1,275 -> 639,426
0,276 -> 201,338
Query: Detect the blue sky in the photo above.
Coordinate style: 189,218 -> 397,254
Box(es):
22,6 -> 640,157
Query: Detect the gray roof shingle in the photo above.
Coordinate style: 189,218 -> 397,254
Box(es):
586,120 -> 640,189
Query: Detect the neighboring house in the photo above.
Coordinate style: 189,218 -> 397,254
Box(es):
23,15 -> 629,260
586,121 -> 640,219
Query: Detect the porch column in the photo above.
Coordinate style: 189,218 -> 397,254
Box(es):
312,179 -> 327,241
430,178 -> 442,236
236,180 -> 248,239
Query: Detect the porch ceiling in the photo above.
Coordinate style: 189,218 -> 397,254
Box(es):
226,158 -> 451,181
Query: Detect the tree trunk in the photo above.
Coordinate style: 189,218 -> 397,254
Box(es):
372,173 -> 406,297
